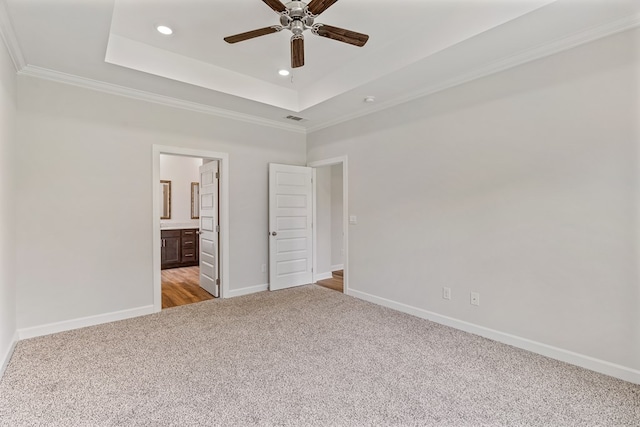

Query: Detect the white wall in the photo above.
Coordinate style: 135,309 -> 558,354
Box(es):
15,76 -> 306,330
308,29 -> 640,374
330,164 -> 343,269
159,154 -> 201,228
0,30 -> 17,370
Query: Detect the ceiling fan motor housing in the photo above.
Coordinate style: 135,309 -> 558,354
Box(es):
280,1 -> 315,33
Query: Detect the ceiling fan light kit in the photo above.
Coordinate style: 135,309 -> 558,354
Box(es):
224,0 -> 369,69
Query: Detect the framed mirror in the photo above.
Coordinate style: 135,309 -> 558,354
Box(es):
191,182 -> 200,219
161,180 -> 171,219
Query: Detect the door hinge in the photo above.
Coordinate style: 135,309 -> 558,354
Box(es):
215,171 -> 219,179
216,225 -> 220,233
216,278 -> 220,285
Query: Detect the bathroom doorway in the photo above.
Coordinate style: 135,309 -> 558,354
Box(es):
159,155 -> 219,308
152,146 -> 229,312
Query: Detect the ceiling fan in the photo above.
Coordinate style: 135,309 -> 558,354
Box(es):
223,0 -> 369,69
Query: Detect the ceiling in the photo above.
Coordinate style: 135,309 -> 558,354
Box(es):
2,0 -> 639,132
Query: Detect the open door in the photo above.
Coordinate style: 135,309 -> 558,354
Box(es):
199,161 -> 219,297
269,163 -> 313,291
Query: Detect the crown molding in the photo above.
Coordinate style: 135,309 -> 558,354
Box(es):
8,10 -> 639,135
307,13 -> 640,134
0,0 -> 26,71
18,65 -> 307,134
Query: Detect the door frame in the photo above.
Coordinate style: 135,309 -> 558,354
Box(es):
152,145 -> 230,311
308,156 -> 349,295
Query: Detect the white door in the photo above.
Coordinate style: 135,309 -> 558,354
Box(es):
269,163 -> 313,291
199,161 -> 219,297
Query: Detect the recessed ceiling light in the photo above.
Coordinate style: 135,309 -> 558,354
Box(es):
278,69 -> 290,77
156,25 -> 173,35
364,96 -> 376,103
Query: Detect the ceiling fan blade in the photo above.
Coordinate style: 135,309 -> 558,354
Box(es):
291,35 -> 305,68
307,0 -> 339,16
312,24 -> 369,47
224,26 -> 282,44
262,0 -> 287,13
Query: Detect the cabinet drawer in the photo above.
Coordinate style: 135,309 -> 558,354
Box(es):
181,229 -> 197,237
182,250 -> 197,263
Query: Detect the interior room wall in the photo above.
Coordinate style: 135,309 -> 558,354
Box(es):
0,27 -> 17,371
159,154 -> 201,229
330,164 -> 343,270
315,166 -> 332,277
307,29 -> 640,373
15,76 -> 306,331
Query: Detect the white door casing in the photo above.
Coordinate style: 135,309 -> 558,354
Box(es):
269,164 -> 313,291
199,161 -> 219,297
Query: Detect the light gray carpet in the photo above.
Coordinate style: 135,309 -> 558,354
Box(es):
1,285 -> 638,426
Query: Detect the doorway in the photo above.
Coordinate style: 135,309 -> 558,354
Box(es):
152,145 -> 229,313
309,157 -> 348,294
158,155 -> 219,308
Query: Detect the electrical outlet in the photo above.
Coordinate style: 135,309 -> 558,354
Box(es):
442,287 -> 451,300
470,292 -> 480,306
261,264 -> 266,273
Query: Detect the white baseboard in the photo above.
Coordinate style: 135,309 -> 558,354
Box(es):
331,264 -> 344,272
0,331 -> 19,379
314,272 -> 333,281
17,305 -> 156,340
226,283 -> 268,298
349,289 -> 640,385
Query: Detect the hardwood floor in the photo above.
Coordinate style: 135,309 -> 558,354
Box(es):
316,270 -> 343,293
161,266 -> 215,309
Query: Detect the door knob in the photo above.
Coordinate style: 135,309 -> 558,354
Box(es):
271,231 -> 277,236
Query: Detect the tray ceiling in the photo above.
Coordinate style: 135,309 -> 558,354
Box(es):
4,0 -> 640,131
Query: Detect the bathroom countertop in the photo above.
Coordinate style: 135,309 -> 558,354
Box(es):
160,223 -> 199,231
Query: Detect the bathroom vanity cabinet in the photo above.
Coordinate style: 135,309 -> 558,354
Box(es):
161,228 -> 199,269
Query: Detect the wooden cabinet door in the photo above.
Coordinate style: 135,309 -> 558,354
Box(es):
161,230 -> 181,268
164,236 -> 181,264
